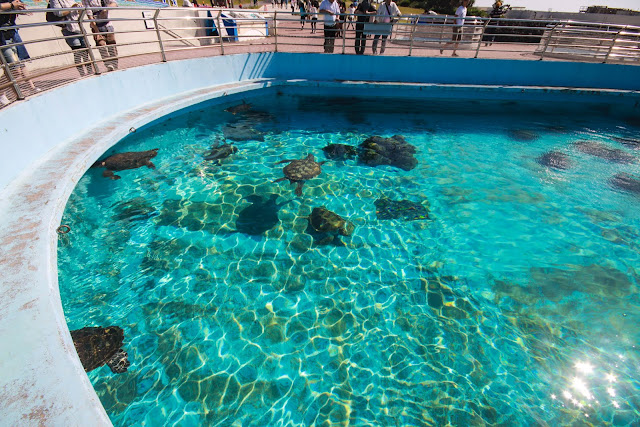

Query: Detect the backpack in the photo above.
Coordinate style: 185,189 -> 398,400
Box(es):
46,3 -> 67,28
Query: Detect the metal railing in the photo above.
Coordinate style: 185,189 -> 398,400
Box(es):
1,7 -> 639,109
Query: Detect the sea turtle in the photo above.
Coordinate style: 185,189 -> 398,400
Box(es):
204,142 -> 237,163
375,197 -> 430,220
613,136 -> 640,149
611,172 -> 640,195
508,129 -> 539,142
274,154 -> 326,196
91,148 -> 158,180
222,123 -> 265,142
70,326 -> 130,374
309,207 -> 354,236
225,101 -> 252,115
573,140 -> 635,163
537,151 -> 571,170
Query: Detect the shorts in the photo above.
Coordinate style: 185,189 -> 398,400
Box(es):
452,26 -> 462,42
62,29 -> 87,49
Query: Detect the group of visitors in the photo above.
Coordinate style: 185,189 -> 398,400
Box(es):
0,0 -> 119,103
319,0 -> 400,55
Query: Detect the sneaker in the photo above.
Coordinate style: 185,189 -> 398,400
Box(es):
106,64 -> 115,72
451,53 -> 459,57
0,94 -> 9,106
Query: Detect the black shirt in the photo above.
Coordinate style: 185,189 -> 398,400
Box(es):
0,0 -> 17,41
355,0 -> 376,23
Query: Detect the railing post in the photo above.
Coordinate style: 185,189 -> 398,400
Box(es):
474,18 -> 490,58
438,16 -> 446,49
0,48 -> 23,100
216,10 -> 225,55
78,9 -> 101,75
408,18 -> 418,57
273,11 -> 278,52
603,27 -> 623,63
153,9 -> 167,62
539,23 -> 558,61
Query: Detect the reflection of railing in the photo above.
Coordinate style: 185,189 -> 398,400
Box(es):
1,8 -> 639,109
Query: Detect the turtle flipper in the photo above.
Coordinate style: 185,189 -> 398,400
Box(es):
106,349 -> 130,374
146,161 -> 156,170
103,170 -> 121,180
274,177 -> 287,183
295,182 -> 304,196
276,159 -> 295,165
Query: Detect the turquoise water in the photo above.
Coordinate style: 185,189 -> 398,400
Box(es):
58,92 -> 640,426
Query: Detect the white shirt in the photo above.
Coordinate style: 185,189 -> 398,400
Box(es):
319,0 -> 340,26
50,0 -> 81,33
455,5 -> 467,26
376,1 -> 400,24
309,5 -> 318,18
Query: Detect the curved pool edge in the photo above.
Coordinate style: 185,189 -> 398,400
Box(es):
0,78 -> 279,425
1,52 -> 640,424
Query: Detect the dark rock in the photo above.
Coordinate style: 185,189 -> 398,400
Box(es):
322,144 -> 357,160
358,135 -> 418,171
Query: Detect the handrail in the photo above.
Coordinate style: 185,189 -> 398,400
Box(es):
0,7 -> 638,109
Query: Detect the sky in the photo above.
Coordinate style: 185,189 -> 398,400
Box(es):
473,0 -> 640,13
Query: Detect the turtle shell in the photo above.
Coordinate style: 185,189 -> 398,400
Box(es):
309,207 -> 354,236
99,149 -> 158,171
70,326 -> 125,372
283,154 -> 323,181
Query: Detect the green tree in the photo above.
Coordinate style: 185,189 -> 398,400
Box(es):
421,0 -> 475,15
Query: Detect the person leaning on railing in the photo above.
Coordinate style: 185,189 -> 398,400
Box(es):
354,0 -> 376,55
318,0 -> 340,53
0,0 -> 39,104
50,0 -> 93,76
82,0 -> 118,71
371,0 -> 400,55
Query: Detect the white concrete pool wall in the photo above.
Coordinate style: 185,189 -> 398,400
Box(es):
1,52 -> 639,424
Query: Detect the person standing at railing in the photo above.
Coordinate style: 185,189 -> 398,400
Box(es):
439,0 -> 467,57
50,0 -> 93,76
484,0 -> 510,46
82,0 -> 118,71
309,1 -> 318,34
1,0 -> 38,104
354,0 -> 375,55
319,0 -> 340,53
371,0 -> 400,55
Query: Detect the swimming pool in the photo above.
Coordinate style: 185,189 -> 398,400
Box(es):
57,87 -> 640,425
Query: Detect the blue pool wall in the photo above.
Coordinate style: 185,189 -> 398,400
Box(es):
2,52 -> 640,191
0,52 -> 639,425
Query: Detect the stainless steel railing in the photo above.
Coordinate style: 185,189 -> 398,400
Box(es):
1,7 -> 639,109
